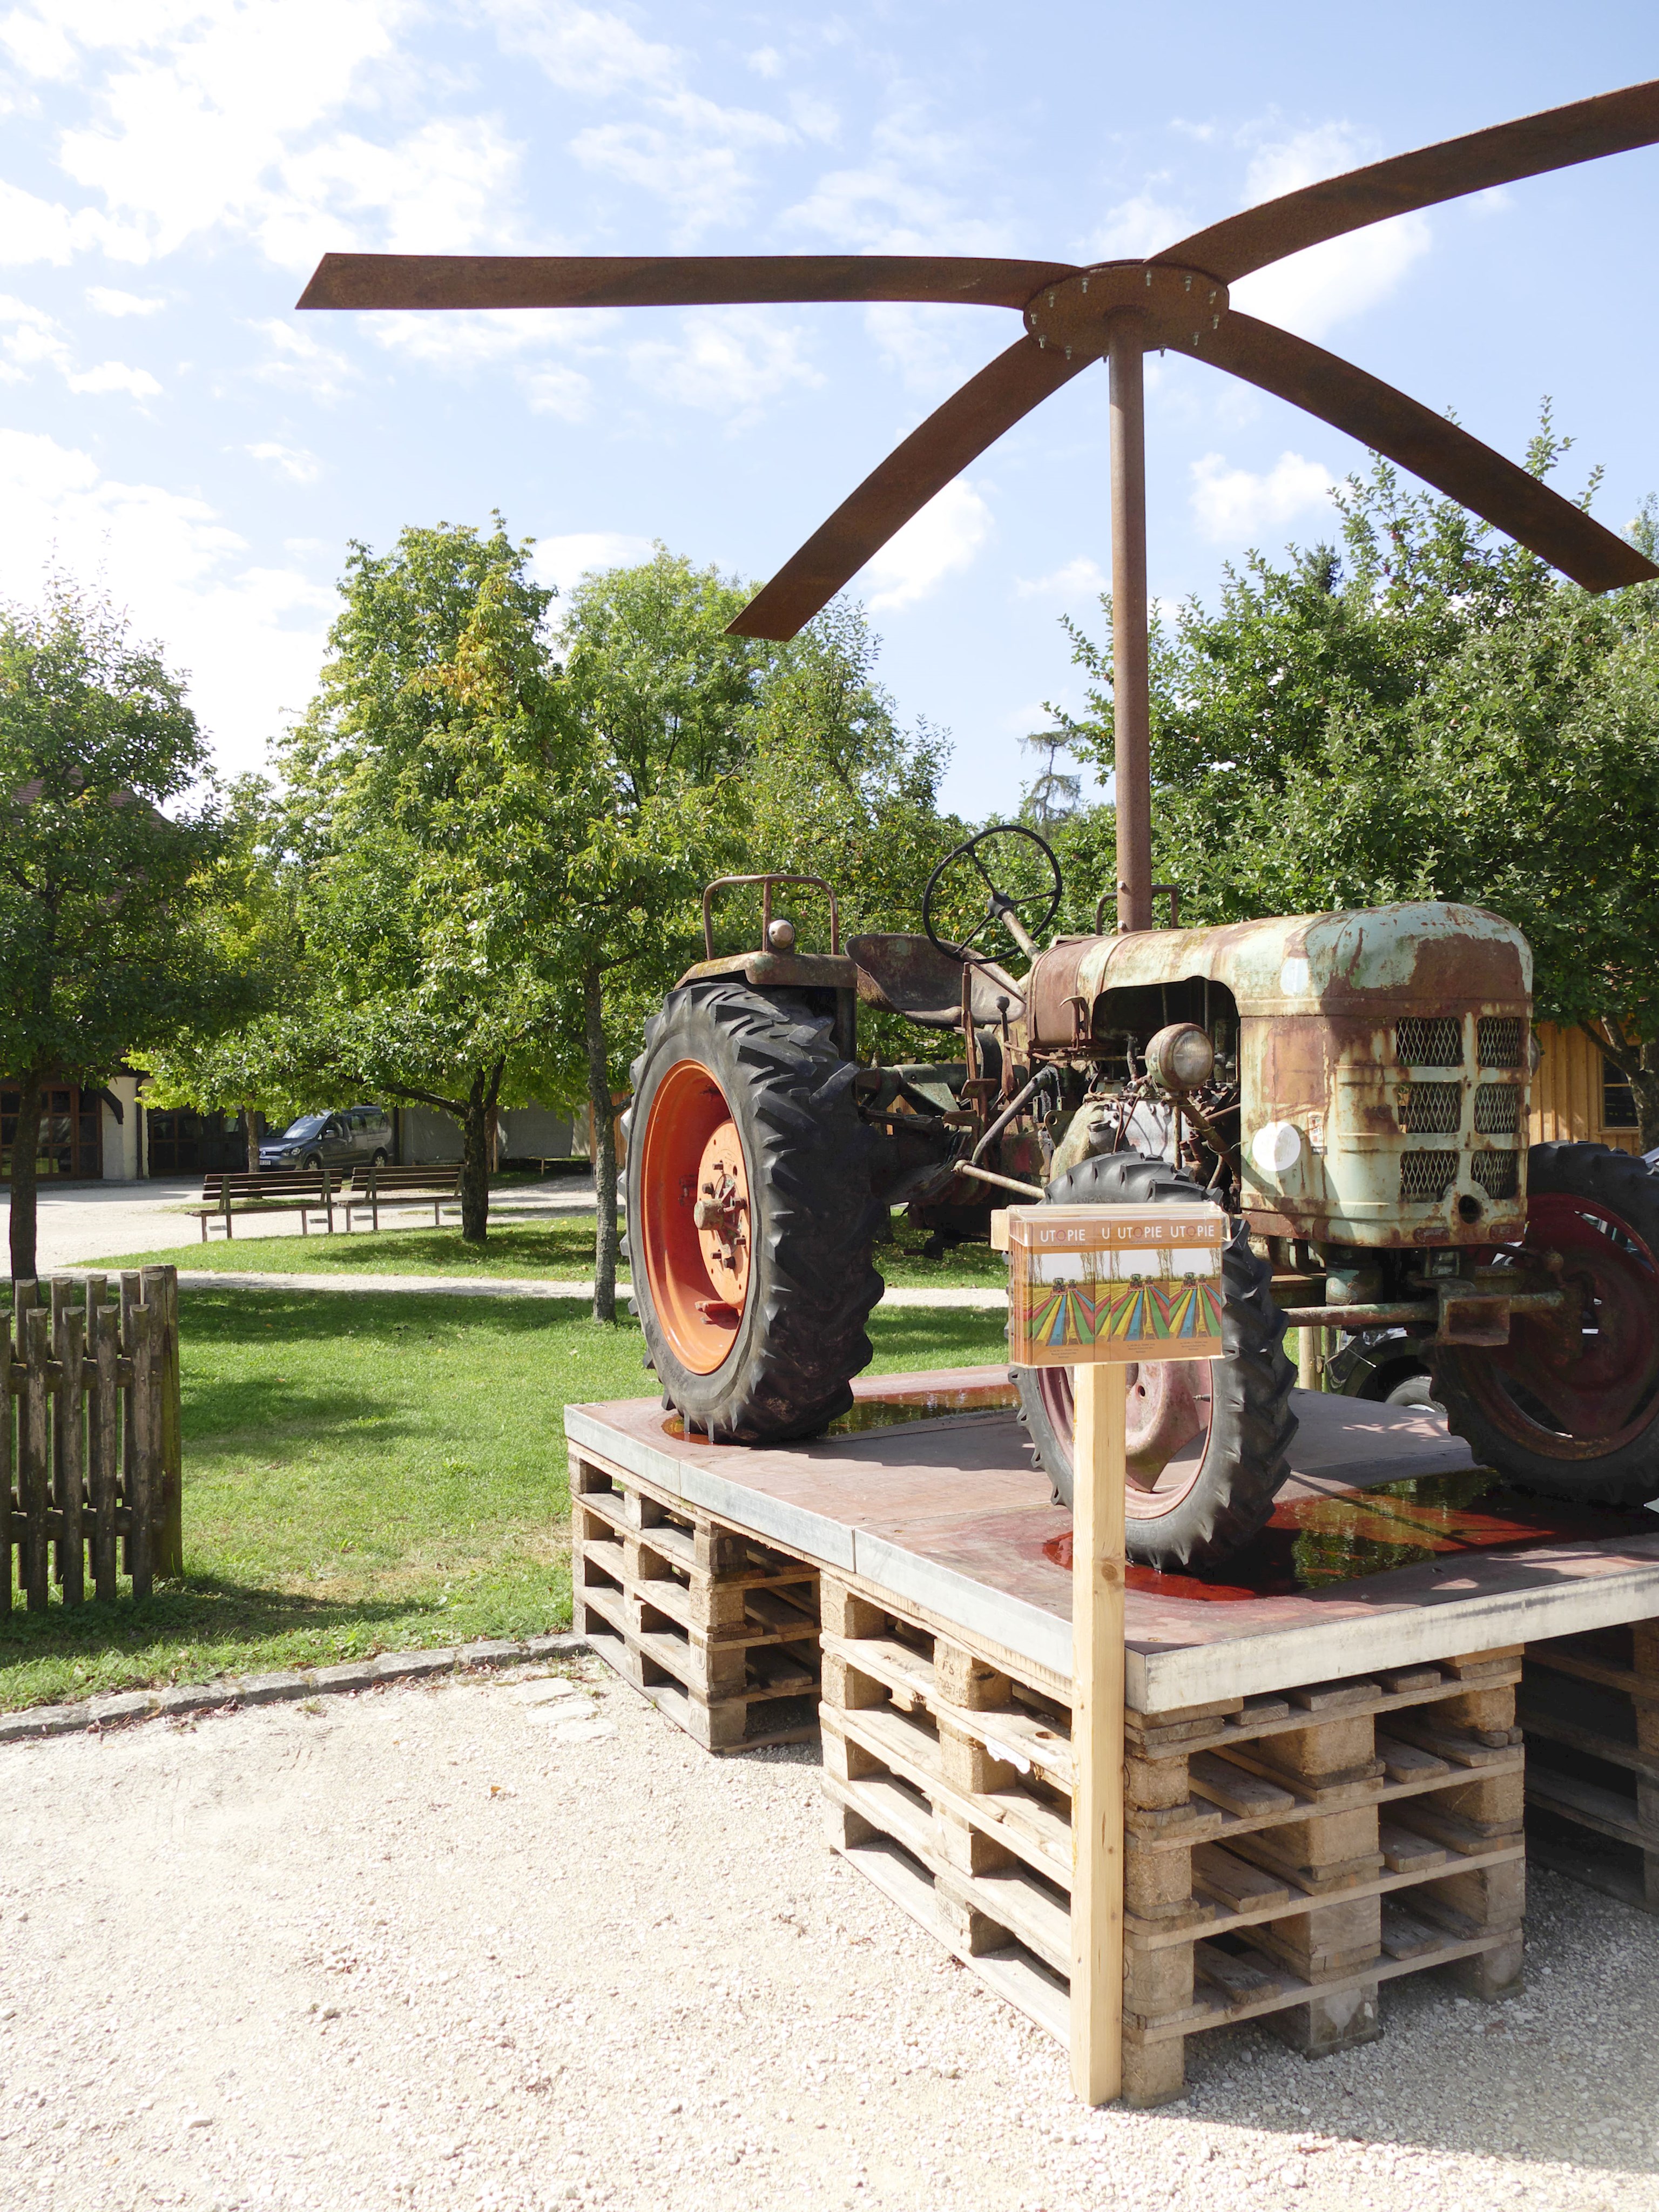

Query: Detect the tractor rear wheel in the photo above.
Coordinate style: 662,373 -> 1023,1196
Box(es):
623,982 -> 882,1443
1012,1153 -> 1298,1573
1432,1141 -> 1659,1504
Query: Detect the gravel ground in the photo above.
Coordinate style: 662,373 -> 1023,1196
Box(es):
3,1662 -> 1655,2212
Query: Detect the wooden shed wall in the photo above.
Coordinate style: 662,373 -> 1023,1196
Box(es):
1529,1022 -> 1643,1154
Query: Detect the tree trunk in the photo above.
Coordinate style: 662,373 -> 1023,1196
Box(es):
460,1070 -> 492,1245
585,965 -> 619,1325
245,1106 -> 260,1174
8,1071 -> 43,1284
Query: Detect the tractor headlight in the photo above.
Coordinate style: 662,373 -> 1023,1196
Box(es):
1146,1022 -> 1216,1095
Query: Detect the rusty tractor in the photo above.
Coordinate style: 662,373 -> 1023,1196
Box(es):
623,834 -> 1659,1573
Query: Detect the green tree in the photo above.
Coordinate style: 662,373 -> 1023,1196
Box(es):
0,580 -> 234,1276
133,777 -> 308,1168
271,518 -> 578,1244
552,550 -> 769,1318
1050,433 -> 1659,1139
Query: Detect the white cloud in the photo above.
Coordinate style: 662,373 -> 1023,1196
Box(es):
1015,557 -> 1107,601
86,285 -> 166,316
246,316 -> 356,401
0,296 -> 159,397
1189,449 -> 1336,542
628,308 -> 822,417
246,441 -> 321,484
0,426 -> 333,775
484,0 -> 677,96
520,365 -> 591,421
1077,188 -> 1191,262
0,295 -> 70,382
261,117 -> 524,268
368,308 -> 575,372
747,46 -> 784,79
862,301 -> 989,400
866,478 -> 992,613
1229,125 -> 1432,339
572,95 -> 793,239
2,3 -> 523,272
65,359 -> 161,397
533,531 -> 655,594
0,177 -> 124,264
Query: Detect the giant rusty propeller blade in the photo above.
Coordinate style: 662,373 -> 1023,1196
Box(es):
1203,312 -> 1655,591
1158,77 -> 1659,283
296,252 -> 1078,313
726,338 -> 1094,639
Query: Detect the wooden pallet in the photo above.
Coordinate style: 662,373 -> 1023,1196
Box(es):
820,1576 -> 1526,2107
1520,1618 -> 1659,1913
569,1451 -> 822,1752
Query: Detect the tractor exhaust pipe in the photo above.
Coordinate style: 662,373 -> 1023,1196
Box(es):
1109,314 -> 1152,936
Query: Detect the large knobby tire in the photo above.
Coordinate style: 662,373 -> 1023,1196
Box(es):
623,981 -> 882,1443
1013,1153 -> 1298,1573
1432,1141 -> 1659,1504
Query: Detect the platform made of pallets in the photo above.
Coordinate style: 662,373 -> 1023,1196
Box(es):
566,1368 -> 1659,2099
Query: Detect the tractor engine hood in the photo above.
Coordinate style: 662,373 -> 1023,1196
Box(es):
1026,902 -> 1533,1249
1025,902 -> 1531,1048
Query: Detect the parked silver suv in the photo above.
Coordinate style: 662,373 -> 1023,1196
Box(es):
259,1105 -> 392,1175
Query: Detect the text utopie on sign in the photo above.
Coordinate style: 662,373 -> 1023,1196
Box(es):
993,1203 -> 1226,1368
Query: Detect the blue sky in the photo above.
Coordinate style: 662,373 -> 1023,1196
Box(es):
4,2 -> 1658,815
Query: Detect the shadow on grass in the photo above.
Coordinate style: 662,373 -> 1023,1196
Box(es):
0,1574 -> 441,1666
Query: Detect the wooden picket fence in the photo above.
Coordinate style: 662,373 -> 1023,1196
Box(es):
3,1266 -> 183,1613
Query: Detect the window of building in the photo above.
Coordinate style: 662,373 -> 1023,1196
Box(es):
1603,1056 -> 1640,1129
0,1084 -> 104,1179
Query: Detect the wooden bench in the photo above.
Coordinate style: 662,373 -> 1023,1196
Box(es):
342,1163 -> 462,1232
190,1170 -> 338,1240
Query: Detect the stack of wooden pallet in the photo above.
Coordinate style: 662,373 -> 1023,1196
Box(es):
570,1453 -> 821,1752
1520,1620 -> 1658,1913
819,1574 -> 1527,2107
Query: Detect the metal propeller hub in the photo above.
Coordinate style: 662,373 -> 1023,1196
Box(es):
1023,262 -> 1231,362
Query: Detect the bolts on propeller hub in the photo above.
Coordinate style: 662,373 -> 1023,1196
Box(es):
1023,261 -> 1230,361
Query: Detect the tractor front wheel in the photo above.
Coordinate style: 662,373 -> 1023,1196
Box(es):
1013,1152 -> 1298,1573
624,982 -> 882,1443
1432,1141 -> 1659,1504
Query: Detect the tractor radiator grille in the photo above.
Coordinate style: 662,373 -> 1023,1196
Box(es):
1395,1017 -> 1463,1068
1400,1082 -> 1462,1135
1477,1015 -> 1526,1068
1400,1149 -> 1459,1203
1471,1150 -> 1520,1201
1474,1083 -> 1522,1135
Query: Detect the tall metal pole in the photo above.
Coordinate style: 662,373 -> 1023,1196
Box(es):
1108,315 -> 1152,935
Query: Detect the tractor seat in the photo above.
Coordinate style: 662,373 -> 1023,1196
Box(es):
846,933 -> 1025,1031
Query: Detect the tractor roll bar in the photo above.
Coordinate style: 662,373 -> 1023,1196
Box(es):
1096,884 -> 1181,933
702,873 -> 840,959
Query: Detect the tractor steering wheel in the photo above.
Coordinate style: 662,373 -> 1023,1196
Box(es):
922,824 -> 1063,969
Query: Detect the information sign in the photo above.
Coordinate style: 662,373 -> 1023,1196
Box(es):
1001,1202 -> 1226,1367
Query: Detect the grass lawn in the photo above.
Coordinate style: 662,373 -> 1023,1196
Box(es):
84,1212 -> 1009,1287
0,1289 -> 1010,1712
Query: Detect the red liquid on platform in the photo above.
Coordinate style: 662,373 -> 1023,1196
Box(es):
1042,1471 -> 1653,1596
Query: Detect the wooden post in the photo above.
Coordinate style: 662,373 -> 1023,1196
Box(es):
1070,1360 -> 1127,2106
0,1311 -> 11,1616
127,1300 -> 154,1602
54,1289 -> 85,1607
119,1272 -> 139,1574
143,1266 -> 183,1577
89,1293 -> 120,1604
19,1304 -> 50,1612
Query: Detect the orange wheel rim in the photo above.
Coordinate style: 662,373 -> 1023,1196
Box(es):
639,1059 -> 752,1374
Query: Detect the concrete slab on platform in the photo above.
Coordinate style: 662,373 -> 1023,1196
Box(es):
566,1368 -> 1659,1712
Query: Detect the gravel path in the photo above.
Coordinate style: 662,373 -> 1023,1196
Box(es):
3,1662 -> 1655,2212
